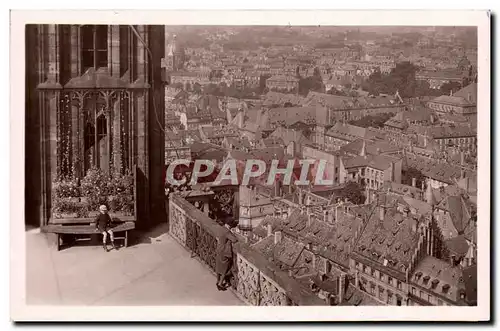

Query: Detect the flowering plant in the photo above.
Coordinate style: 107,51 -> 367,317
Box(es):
52,178 -> 81,198
106,170 -> 134,215
81,167 -> 110,210
51,166 -> 135,218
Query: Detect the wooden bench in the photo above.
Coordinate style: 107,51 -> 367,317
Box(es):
42,221 -> 135,251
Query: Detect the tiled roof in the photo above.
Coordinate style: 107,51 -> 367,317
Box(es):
225,136 -> 252,149
252,236 -> 305,268
426,125 -> 476,139
431,95 -> 473,107
267,75 -> 299,83
343,154 -> 399,171
267,106 -> 328,127
445,235 -> 470,257
384,108 -> 434,129
411,256 -> 467,303
462,264 -> 477,305
262,91 -> 305,107
416,69 -> 463,80
453,82 -> 477,104
340,138 -> 401,156
269,127 -> 312,147
355,204 -> 421,272
382,181 -> 423,198
404,154 -> 476,185
436,195 -> 476,238
326,123 -> 385,142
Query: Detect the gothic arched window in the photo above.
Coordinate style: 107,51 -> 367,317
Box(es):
81,25 -> 108,73
96,114 -> 107,140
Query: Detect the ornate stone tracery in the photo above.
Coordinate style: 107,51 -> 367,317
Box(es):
53,89 -> 133,179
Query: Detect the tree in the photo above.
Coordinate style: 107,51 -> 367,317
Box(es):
348,113 -> 395,129
259,74 -> 272,93
171,82 -> 184,90
299,73 -> 325,96
361,62 -> 437,98
402,167 -> 426,189
193,83 -> 202,94
439,81 -> 462,96
340,181 -> 366,205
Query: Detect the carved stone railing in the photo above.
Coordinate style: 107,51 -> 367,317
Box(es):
168,192 -> 324,306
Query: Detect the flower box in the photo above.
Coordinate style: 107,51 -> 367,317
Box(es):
58,212 -> 78,219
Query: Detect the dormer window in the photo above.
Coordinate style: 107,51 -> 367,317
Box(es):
442,284 -> 450,293
431,279 -> 440,288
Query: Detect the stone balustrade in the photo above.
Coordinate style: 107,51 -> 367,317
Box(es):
168,192 -> 324,306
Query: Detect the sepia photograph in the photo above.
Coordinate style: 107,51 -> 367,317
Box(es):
10,9 -> 490,322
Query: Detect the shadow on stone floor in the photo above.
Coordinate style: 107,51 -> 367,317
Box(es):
130,222 -> 170,246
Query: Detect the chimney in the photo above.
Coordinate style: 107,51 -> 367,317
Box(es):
379,205 -> 385,221
226,106 -> 232,124
328,210 -> 334,223
460,168 -> 465,179
334,206 -> 338,222
274,231 -> 282,244
426,179 -> 435,206
460,152 -> 465,165
467,92 -> 472,102
237,108 -> 244,129
360,140 -> 366,157
450,89 -> 453,96
424,135 -> 428,148
412,178 -> 416,187
323,211 -> 328,223
338,274 -> 345,304
267,224 -> 273,237
274,178 -> 282,197
411,218 -> 418,233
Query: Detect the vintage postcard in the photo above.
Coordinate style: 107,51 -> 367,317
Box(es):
10,10 -> 490,322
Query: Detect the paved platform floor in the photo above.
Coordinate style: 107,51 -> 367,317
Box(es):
26,224 -> 243,306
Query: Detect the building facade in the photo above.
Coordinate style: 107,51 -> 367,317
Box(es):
25,24 -> 166,229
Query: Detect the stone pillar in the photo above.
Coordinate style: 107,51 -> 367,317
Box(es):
134,88 -> 150,226
203,201 -> 209,216
40,90 -> 60,225
47,24 -> 60,84
136,25 -> 147,79
109,25 -> 120,77
70,25 -> 80,77
426,226 -> 431,255
430,227 -> 434,257
70,97 -> 79,177
113,98 -> 122,172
